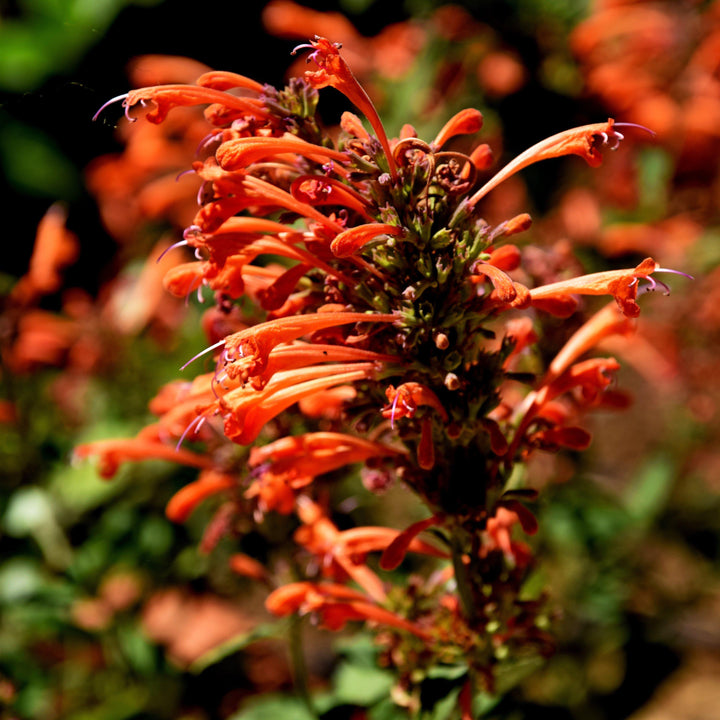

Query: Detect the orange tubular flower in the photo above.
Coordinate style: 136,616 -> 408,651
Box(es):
330,222 -> 404,257
432,108 -> 484,149
94,84 -> 269,125
291,176 -> 375,219
11,204 -> 78,305
195,69 -> 266,93
216,134 -> 347,169
529,257 -> 660,318
221,363 -> 380,445
295,498 -> 388,601
265,581 -> 431,640
220,311 -> 397,378
74,436 -> 213,480
382,382 -> 449,425
380,514 -> 442,570
244,341 -> 396,387
165,470 -> 237,523
294,36 -> 398,179
541,301 -> 634,386
244,431 -> 404,515
467,119 -> 653,207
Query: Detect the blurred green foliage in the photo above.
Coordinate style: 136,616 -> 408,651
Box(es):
0,0 -> 160,93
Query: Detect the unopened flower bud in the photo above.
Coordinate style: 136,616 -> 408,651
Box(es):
447,422 -> 462,439
435,332 -> 450,350
444,373 -> 460,391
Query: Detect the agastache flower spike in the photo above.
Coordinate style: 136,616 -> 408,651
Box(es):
80,36 -> 690,704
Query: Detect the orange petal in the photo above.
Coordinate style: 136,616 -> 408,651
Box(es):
432,108 -> 483,148
330,223 -> 404,257
216,135 -> 346,170
166,471 -> 237,523
380,515 -> 441,571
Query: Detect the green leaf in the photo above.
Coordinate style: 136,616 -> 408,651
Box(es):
0,558 -> 45,603
624,456 -> 675,526
0,118 -> 80,198
332,662 -> 394,706
429,686 -> 461,720
228,695 -> 315,720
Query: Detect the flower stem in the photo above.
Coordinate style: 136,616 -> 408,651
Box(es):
450,527 -> 477,626
289,615 -> 317,718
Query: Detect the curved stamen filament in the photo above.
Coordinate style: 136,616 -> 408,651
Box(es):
180,338 -> 226,371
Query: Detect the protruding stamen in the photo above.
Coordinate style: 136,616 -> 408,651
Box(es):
180,338 -> 226,371
175,414 -> 207,451
92,93 -> 131,122
156,239 -> 188,263
654,267 -> 695,280
613,122 -> 656,139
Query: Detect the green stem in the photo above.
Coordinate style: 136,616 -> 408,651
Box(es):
450,528 -> 476,625
289,615 -> 317,718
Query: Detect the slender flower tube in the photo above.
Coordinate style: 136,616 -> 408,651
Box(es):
293,36 -> 398,179
467,120 -> 652,207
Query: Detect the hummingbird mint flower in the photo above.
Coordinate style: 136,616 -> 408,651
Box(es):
82,36 -> 689,707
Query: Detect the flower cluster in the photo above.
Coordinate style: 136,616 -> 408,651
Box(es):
79,37 -> 686,707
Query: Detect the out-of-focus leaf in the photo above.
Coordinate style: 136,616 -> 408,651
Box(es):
0,0 -> 162,92
332,661 -> 394,706
62,684 -> 150,720
228,695 -> 315,720
0,558 -> 44,603
3,485 -> 73,568
0,118 -> 80,197
429,686 -> 462,720
637,147 -> 672,215
116,622 -> 157,675
369,697 -> 410,720
3,486 -> 54,536
624,456 -> 675,526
